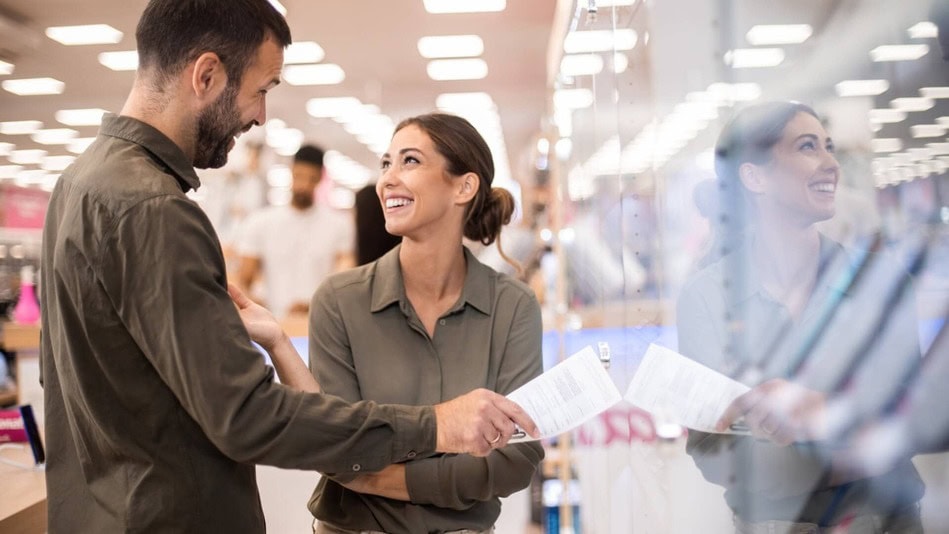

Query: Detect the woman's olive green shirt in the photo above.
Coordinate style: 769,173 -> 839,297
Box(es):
308,245 -> 544,534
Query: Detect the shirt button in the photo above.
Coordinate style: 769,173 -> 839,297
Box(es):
352,464 -> 361,472
439,319 -> 446,325
407,451 -> 417,459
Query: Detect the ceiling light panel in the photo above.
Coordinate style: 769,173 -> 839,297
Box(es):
2,77 -> 64,95
55,108 -> 108,126
98,51 -> 139,71
0,120 -> 43,135
32,128 -> 78,145
872,138 -> 903,153
920,87 -> 949,99
284,41 -> 325,64
0,143 -> 12,156
423,0 -> 505,14
283,64 -> 345,85
745,24 -> 813,45
835,79 -> 889,97
564,30 -> 637,53
869,108 -> 907,123
870,44 -> 929,61
561,54 -> 604,76
891,97 -> 934,112
910,124 -> 946,138
0,60 -> 12,75
908,21 -> 939,39
67,138 -> 96,154
724,48 -> 785,68
46,24 -> 123,46
9,149 -> 47,165
417,35 -> 484,59
426,58 -> 488,81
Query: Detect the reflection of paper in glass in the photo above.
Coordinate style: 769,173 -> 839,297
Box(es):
625,343 -> 750,434
507,346 -> 621,441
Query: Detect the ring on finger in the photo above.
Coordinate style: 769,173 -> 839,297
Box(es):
489,432 -> 502,444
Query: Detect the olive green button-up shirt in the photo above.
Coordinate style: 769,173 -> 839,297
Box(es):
308,245 -> 544,534
39,114 -> 436,533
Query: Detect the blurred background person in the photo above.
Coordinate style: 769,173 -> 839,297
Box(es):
353,183 -> 400,266
235,144 -> 355,318
677,101 -> 924,533
304,113 -> 544,534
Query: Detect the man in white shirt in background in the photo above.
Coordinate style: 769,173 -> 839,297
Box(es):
236,144 -> 355,318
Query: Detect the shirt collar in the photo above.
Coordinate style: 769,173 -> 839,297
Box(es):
370,244 -> 493,316
99,113 -> 202,192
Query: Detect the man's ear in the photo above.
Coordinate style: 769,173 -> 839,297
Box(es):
456,172 -> 480,205
738,162 -> 767,194
191,51 -> 227,104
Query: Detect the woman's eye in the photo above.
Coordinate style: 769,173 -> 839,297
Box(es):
403,155 -> 419,165
800,141 -> 816,151
826,143 -> 836,153
380,160 -> 391,170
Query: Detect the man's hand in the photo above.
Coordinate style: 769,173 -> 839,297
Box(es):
434,389 -> 538,456
716,378 -> 826,446
227,282 -> 286,352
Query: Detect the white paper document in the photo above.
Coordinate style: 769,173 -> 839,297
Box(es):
507,346 -> 621,441
625,343 -> 750,434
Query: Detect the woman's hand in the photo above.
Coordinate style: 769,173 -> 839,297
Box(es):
228,282 -> 286,351
716,378 -> 827,446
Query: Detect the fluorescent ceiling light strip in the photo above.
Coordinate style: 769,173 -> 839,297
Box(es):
908,21 -> 939,39
423,0 -> 505,14
920,87 -> 949,99
891,97 -> 934,112
724,48 -> 785,68
0,165 -> 22,179
745,24 -> 812,45
0,143 -> 12,156
283,64 -> 345,85
418,35 -> 484,59
553,88 -> 594,109
98,51 -> 138,71
426,58 -> 488,81
910,124 -> 946,138
871,138 -> 903,153
284,42 -> 325,64
31,128 -> 79,145
0,120 -> 43,135
9,149 -> 47,165
46,24 -> 123,46
835,79 -> 889,97
560,54 -> 604,76
870,44 -> 929,62
2,77 -> 65,95
0,60 -> 12,75
55,108 -> 108,126
564,29 -> 637,53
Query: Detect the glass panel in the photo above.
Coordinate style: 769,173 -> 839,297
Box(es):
546,0 -> 949,531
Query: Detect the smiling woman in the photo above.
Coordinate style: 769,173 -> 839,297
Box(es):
298,113 -> 545,534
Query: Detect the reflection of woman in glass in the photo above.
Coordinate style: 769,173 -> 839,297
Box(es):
305,113 -> 543,534
677,102 -> 924,532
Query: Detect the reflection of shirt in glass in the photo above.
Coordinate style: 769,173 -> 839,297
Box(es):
308,245 -> 544,533
676,234 -> 924,524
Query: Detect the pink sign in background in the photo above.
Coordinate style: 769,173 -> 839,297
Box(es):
2,185 -> 50,229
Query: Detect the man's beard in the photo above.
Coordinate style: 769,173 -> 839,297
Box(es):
193,83 -> 244,169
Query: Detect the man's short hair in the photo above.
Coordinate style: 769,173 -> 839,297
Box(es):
294,145 -> 325,168
136,0 -> 292,90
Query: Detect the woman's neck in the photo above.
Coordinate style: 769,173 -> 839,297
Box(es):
753,217 -> 821,316
399,238 -> 467,302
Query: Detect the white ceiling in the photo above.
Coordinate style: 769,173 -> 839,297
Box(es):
0,0 -> 556,186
